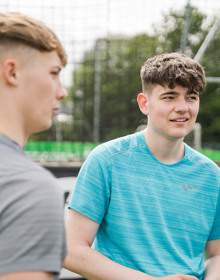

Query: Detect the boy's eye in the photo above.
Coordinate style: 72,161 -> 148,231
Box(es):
188,95 -> 199,100
163,96 -> 174,100
51,71 -> 58,75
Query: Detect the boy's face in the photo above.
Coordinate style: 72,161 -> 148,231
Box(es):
138,84 -> 200,141
18,50 -> 67,135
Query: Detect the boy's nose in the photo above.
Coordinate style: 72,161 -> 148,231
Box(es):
175,98 -> 188,112
57,84 -> 68,100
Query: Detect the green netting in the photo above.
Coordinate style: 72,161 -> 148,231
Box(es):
24,141 -> 99,161
24,142 -> 220,162
200,150 -> 220,161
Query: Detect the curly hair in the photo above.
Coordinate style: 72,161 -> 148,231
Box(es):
140,53 -> 206,94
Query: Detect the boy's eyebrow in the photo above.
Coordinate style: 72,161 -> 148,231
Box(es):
160,91 -> 179,96
53,66 -> 62,71
186,90 -> 199,95
160,90 -> 199,96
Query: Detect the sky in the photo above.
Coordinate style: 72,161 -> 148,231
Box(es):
1,0 -> 219,87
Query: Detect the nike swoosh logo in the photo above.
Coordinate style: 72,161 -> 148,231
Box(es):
183,184 -> 202,190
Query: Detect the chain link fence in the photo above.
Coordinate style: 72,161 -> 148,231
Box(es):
1,0 -> 220,162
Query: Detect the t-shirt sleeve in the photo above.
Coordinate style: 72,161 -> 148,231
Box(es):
208,183 -> 220,241
68,144 -> 111,224
0,170 -> 66,276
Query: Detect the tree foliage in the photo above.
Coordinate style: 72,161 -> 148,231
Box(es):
69,6 -> 220,145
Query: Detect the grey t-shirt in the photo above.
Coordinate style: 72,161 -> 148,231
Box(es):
0,135 -> 66,279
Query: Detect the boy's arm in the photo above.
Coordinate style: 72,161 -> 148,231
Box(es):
204,239 -> 220,280
0,272 -> 53,280
63,209 -> 198,280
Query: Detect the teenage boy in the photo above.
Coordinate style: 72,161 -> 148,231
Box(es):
64,53 -> 220,280
0,12 -> 67,280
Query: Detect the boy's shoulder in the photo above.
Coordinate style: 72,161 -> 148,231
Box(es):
94,131 -> 144,157
185,143 -> 220,175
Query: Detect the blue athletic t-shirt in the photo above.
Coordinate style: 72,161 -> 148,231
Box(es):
68,131 -> 220,279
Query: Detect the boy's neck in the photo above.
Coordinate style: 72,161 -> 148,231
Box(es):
143,128 -> 185,165
0,123 -> 28,148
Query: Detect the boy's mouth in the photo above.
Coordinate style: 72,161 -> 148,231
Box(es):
170,118 -> 188,122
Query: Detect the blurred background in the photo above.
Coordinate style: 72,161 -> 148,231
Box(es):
1,0 -> 220,164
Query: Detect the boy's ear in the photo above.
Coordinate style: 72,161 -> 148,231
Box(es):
2,59 -> 18,86
137,93 -> 149,115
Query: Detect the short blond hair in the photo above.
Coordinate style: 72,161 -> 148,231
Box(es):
0,12 -> 67,66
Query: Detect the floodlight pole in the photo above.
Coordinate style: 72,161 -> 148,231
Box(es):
194,15 -> 220,84
93,39 -> 101,143
194,15 -> 220,62
193,123 -> 202,151
181,0 -> 191,54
